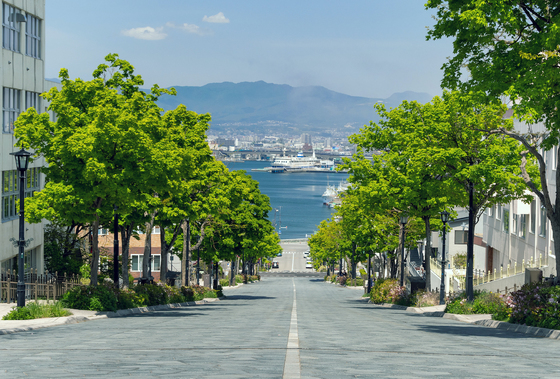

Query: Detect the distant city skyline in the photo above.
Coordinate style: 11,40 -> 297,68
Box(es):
46,1 -> 452,100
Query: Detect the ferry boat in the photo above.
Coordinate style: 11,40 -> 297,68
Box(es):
271,149 -> 320,173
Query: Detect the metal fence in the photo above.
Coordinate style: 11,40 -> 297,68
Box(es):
1,269 -> 82,303
431,253 -> 549,291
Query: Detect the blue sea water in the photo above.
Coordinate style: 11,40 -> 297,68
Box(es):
224,161 -> 349,240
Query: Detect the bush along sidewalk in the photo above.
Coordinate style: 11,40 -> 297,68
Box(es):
367,278 -> 560,331
2,301 -> 72,320
324,275 -> 364,287
60,283 -> 224,312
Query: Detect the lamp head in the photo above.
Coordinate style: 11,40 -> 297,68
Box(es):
10,148 -> 31,172
399,213 -> 408,225
440,210 -> 449,224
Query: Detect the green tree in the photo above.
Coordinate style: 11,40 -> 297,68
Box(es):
426,1 -> 560,279
15,54 -> 183,286
348,91 -> 531,297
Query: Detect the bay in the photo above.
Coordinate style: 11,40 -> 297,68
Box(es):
224,161 -> 349,240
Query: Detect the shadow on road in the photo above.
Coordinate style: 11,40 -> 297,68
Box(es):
224,295 -> 276,301
416,324 -> 537,339
117,311 -> 208,318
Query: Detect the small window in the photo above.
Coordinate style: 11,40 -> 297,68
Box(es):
152,226 -> 161,234
25,14 -> 41,58
519,214 -> 527,239
25,91 -> 40,112
488,206 -> 493,217
3,87 -> 21,134
530,201 -> 536,234
152,255 -> 161,271
454,230 -> 468,244
2,3 -> 21,53
540,205 -> 547,237
512,214 -> 518,235
98,228 -> 108,236
503,209 -> 509,233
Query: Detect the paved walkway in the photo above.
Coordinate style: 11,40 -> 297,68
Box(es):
0,278 -> 559,378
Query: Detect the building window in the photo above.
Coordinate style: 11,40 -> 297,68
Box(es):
98,228 -> 108,236
3,87 -> 20,133
455,230 -> 468,244
131,255 -> 160,272
512,214 -> 518,235
152,226 -> 160,234
488,205 -> 493,217
25,14 -> 40,58
2,3 -> 21,52
2,168 -> 39,221
503,209 -> 509,233
540,206 -> 547,237
496,204 -> 502,220
25,91 -> 40,112
530,201 -> 536,234
519,214 -> 527,239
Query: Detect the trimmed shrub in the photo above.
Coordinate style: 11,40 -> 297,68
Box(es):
412,290 -> 440,307
445,290 -> 508,316
337,275 -> 347,286
165,285 -> 186,304
508,282 -> 560,329
181,286 -> 196,302
132,284 -> 168,306
370,278 -> 411,305
61,284 -> 118,312
219,278 -> 230,287
117,289 -> 146,309
235,275 -> 244,284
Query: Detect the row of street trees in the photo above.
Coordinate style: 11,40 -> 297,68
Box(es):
14,54 -> 280,287
312,1 -> 560,297
310,91 -> 534,294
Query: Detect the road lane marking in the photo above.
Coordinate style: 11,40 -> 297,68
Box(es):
283,280 -> 300,379
292,253 -> 295,271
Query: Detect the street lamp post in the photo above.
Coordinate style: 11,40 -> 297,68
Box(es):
113,206 -> 119,286
440,210 -> 449,305
10,148 -> 31,308
399,213 -> 409,287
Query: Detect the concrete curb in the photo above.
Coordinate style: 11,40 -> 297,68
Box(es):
366,301 -> 560,340
473,319 -> 560,340
0,297 -> 225,336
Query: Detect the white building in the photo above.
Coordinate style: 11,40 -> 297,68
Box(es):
0,0 -> 55,276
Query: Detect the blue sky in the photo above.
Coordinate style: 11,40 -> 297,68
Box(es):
46,0 -> 452,99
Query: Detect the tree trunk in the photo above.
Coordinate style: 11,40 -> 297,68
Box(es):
120,223 -> 134,289
142,219 -> 154,280
90,214 -> 101,286
160,228 -> 168,285
181,220 -> 190,287
423,216 -> 432,291
229,260 -> 236,286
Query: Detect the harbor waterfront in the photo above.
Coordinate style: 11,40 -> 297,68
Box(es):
224,160 -> 349,240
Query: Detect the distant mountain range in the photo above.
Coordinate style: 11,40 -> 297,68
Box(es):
47,78 -> 433,135
156,81 -> 432,135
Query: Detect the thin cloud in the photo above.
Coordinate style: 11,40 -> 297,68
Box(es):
202,12 -> 229,24
121,26 -> 167,40
166,22 -> 210,36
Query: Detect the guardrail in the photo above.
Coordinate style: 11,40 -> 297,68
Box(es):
431,253 -> 549,290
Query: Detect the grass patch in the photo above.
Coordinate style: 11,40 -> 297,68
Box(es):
2,301 -> 72,320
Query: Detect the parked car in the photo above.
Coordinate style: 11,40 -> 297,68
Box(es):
306,263 -> 313,269
277,252 -> 282,257
272,261 -> 279,269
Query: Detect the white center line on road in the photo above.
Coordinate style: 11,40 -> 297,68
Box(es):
283,279 -> 301,379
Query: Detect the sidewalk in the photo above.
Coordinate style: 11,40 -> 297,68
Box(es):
0,298 -> 222,336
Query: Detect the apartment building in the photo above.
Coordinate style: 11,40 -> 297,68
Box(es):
0,0 -> 55,276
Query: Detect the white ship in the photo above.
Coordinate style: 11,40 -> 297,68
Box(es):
323,181 -> 350,206
271,149 -> 320,173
